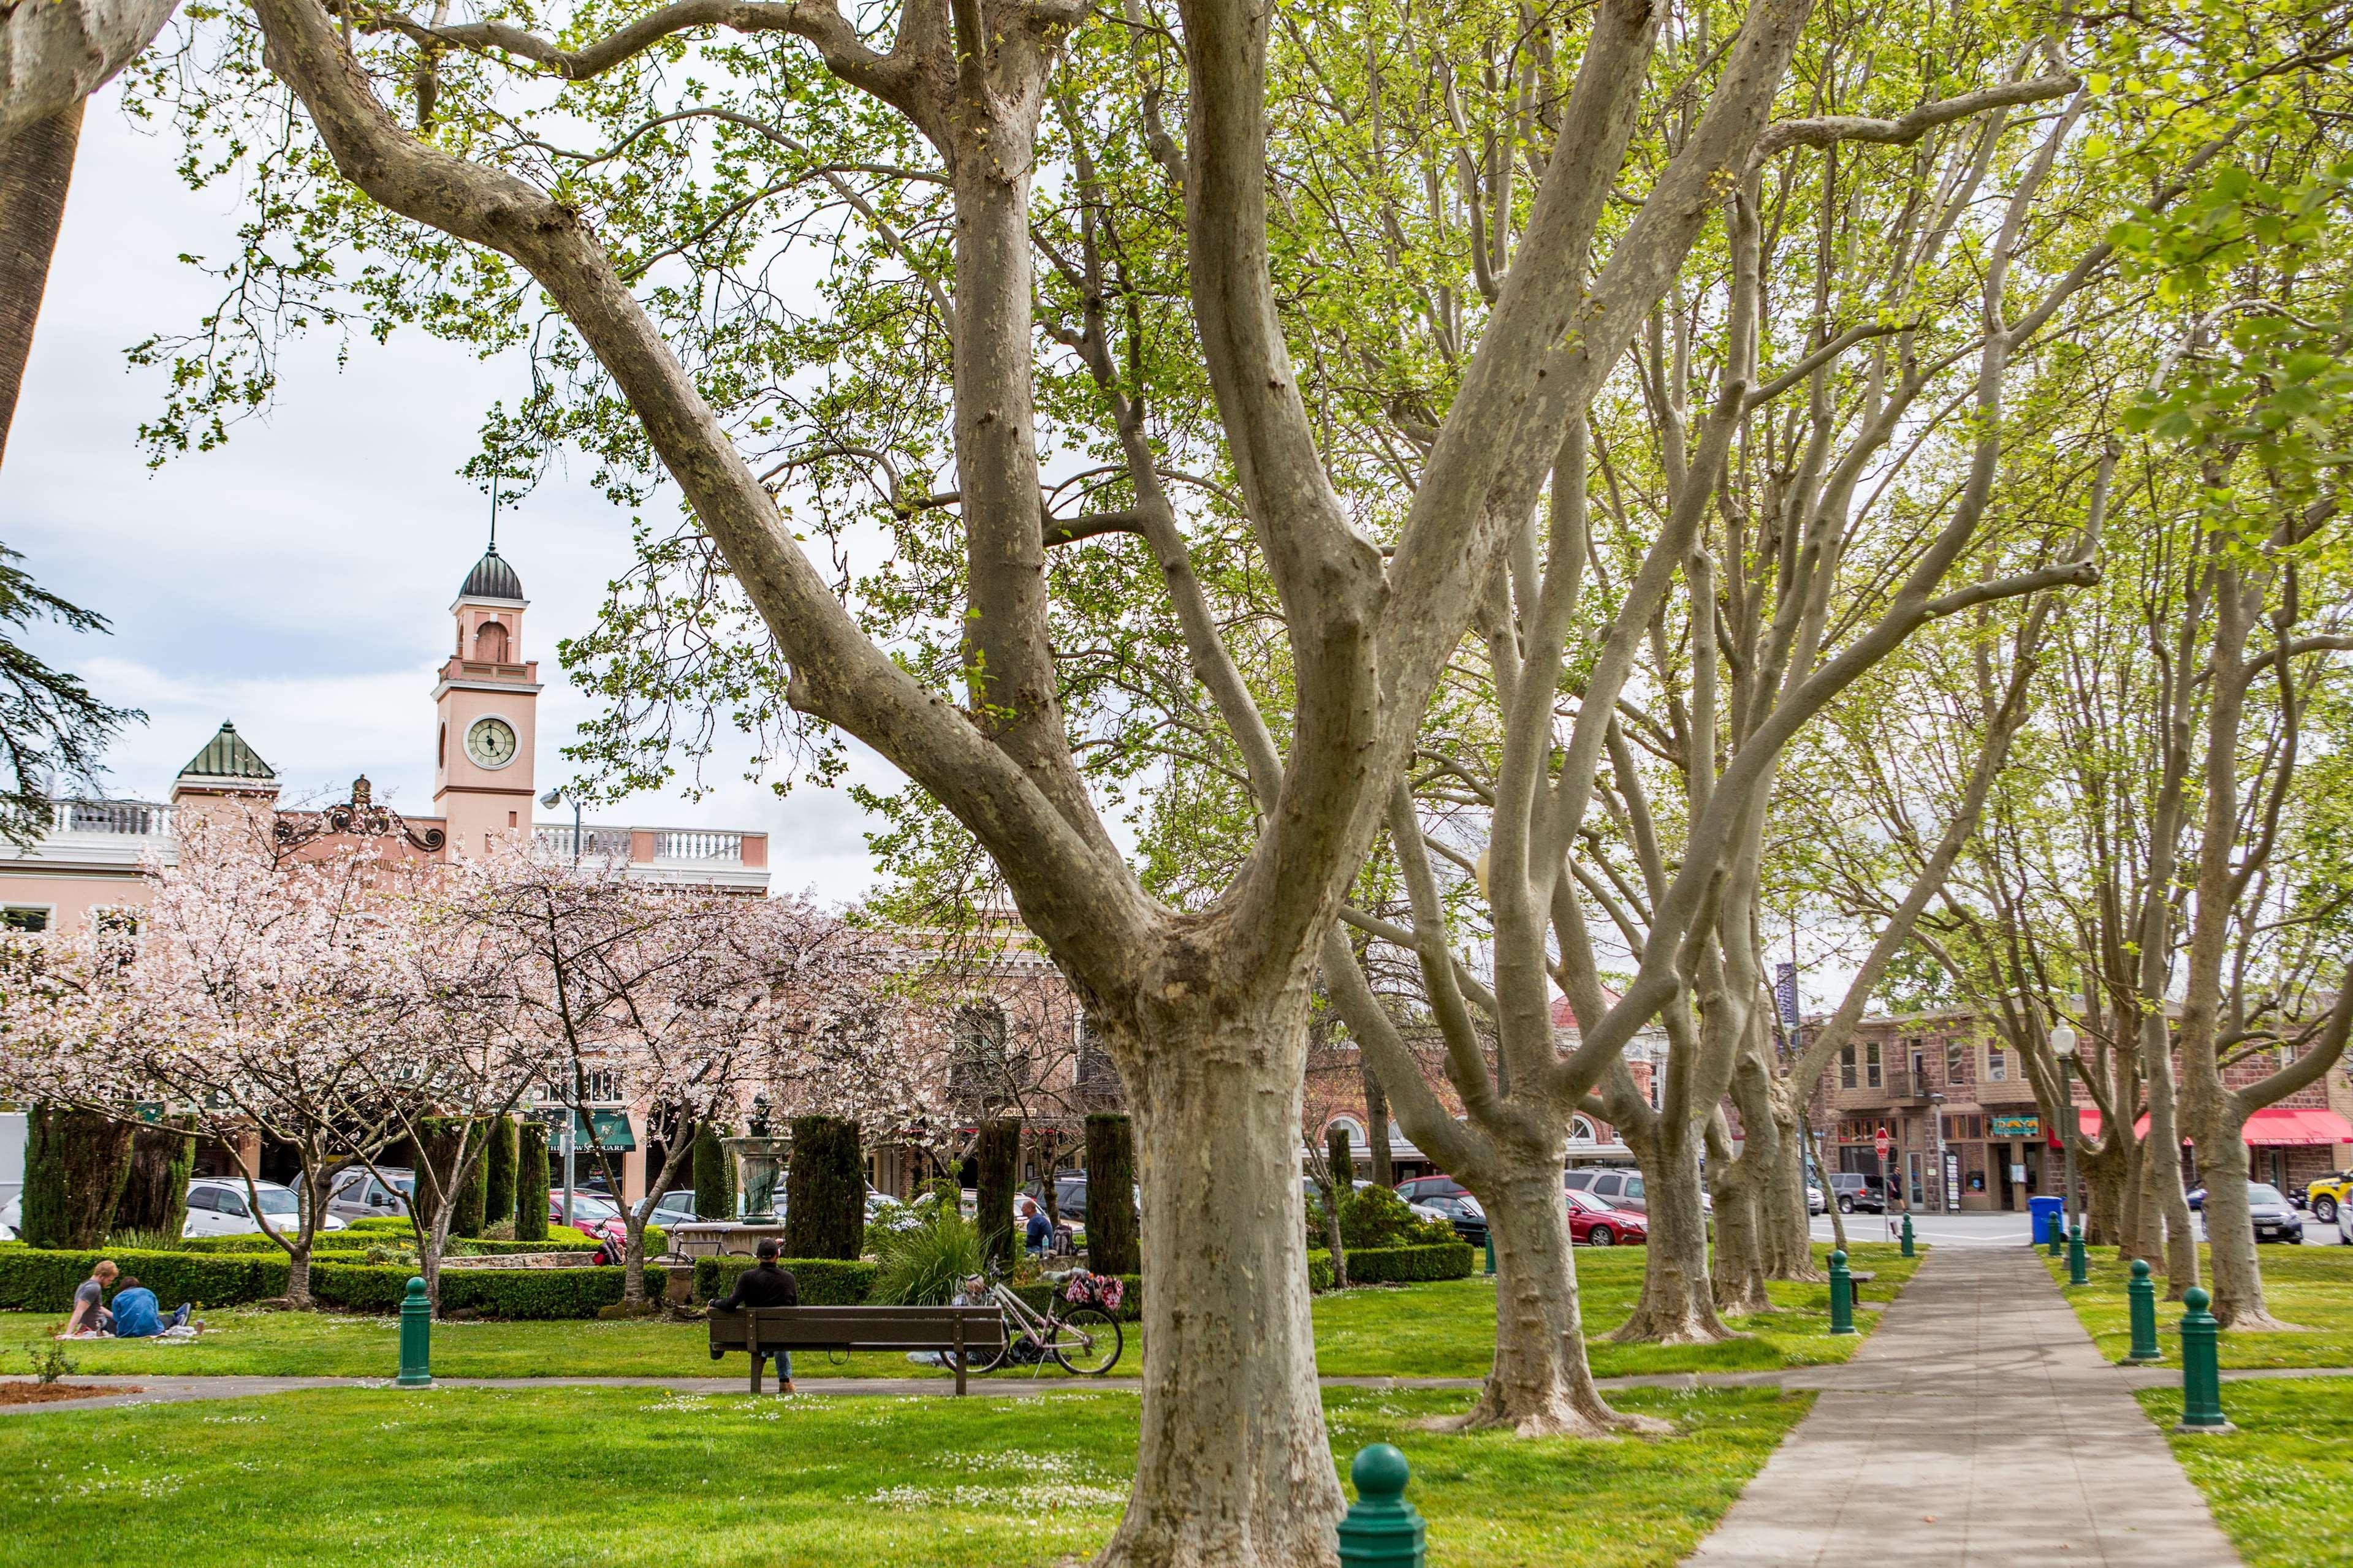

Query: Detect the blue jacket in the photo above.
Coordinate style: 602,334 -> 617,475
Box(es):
111,1286 -> 163,1338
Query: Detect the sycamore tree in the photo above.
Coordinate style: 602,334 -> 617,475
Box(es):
120,0 -> 1845,1543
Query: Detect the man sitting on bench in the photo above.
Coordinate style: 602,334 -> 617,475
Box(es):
714,1239 -> 799,1393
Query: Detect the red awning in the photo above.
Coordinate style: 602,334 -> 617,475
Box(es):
2069,1107 -> 2353,1146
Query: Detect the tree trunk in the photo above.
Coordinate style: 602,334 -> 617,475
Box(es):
2084,1145 -> 2126,1251
1709,1157 -> 1773,1317
1097,1007 -> 1344,1568
1361,1060 -> 1393,1188
1761,1101 -> 1820,1281
1457,1165 -> 1651,1436
1084,1113 -> 1141,1276
1611,1122 -> 1735,1344
2188,1110 -> 2283,1329
286,1242 -> 314,1309
2142,1056 -> 2199,1297
0,100 -> 83,467
623,1215 -> 650,1306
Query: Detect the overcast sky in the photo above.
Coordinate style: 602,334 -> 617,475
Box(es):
5,84 -> 895,905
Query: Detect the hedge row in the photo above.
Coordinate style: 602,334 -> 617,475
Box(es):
691,1256 -> 879,1305
171,1230 -> 615,1256
0,1246 -> 648,1319
1318,1241 -> 1477,1285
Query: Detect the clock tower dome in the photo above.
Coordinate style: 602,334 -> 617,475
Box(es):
433,541 -> 541,855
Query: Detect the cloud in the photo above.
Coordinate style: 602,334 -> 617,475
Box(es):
4,84 -> 890,905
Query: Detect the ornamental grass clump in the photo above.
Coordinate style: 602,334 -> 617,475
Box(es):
870,1200 -> 984,1307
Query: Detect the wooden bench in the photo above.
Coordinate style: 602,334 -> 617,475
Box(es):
708,1305 -> 1007,1396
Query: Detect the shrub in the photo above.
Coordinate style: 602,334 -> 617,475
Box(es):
345,1216 -> 418,1235
869,1202 -> 983,1306
450,1232 -> 607,1256
1340,1184 -> 1454,1249
177,1233 -> 379,1254
692,1123 -> 734,1220
1082,1115 -> 1139,1277
1310,1242 -> 1475,1286
515,1124 -> 549,1241
975,1119 -> 1019,1271
782,1115 -> 864,1261
692,1256 -> 878,1306
482,1116 -> 518,1234
0,1247 -> 289,1311
313,1262 -> 635,1319
22,1105 -> 135,1248
115,1119 -> 197,1238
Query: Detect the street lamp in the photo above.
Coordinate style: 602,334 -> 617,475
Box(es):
2051,1023 -> 2088,1285
539,787 -> 580,863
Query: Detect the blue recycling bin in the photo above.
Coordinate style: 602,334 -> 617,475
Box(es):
2029,1195 -> 2064,1246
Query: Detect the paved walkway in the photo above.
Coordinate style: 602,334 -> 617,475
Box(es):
1686,1244 -> 2242,1567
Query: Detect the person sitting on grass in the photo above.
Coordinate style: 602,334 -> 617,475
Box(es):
61,1260 -> 117,1337
105,1277 -> 194,1339
713,1238 -> 798,1393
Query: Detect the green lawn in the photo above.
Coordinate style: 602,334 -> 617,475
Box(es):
2137,1376 -> 2353,1567
2044,1246 -> 2353,1368
0,1382 -> 1813,1567
3,1243 -> 1916,1384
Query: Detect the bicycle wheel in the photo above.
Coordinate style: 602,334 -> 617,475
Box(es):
961,1324 -> 1011,1376
1050,1305 -> 1123,1376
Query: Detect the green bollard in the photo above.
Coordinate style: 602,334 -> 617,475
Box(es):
1483,1229 -> 1496,1277
2047,1211 -> 2064,1257
2067,1222 -> 2088,1287
2126,1259 -> 2163,1363
397,1275 -> 433,1388
1827,1249 -> 1857,1336
2175,1286 -> 2232,1433
1899,1211 -> 1915,1258
1336,1444 -> 1426,1568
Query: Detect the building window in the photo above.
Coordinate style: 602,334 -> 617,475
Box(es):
1,906 -> 50,932
1865,1041 -> 1882,1089
1986,1039 -> 2008,1081
91,907 -> 140,936
1946,1039 -> 1969,1085
475,621 -> 509,661
1841,1045 -> 1857,1089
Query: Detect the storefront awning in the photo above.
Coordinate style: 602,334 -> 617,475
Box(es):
2070,1107 -> 2352,1147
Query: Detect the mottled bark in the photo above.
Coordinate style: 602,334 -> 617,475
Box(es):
1613,1119 -> 1735,1343
1762,1097 -> 1820,1281
0,100 -> 80,465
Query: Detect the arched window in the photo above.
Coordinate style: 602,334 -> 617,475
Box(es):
474,621 -> 510,662
1568,1116 -> 1598,1145
1326,1116 -> 1367,1148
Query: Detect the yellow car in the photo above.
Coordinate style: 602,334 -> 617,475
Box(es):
2308,1172 -> 2353,1224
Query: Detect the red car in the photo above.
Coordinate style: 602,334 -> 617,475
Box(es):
1565,1188 -> 1646,1247
548,1189 -> 629,1244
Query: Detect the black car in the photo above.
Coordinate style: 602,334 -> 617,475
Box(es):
1405,1189 -> 1488,1246
1826,1173 -> 1885,1214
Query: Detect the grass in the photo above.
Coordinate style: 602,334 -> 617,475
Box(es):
2137,1376 -> 2353,1567
1,1242 -> 1917,1384
2043,1245 -> 2353,1368
0,1382 -> 1814,1567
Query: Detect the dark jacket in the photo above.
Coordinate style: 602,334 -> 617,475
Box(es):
716,1262 -> 799,1312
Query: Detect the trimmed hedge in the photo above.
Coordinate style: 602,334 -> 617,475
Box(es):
483,1116 -> 517,1233
0,1247 -> 290,1311
782,1115 -> 864,1261
346,1215 -> 415,1234
691,1256 -> 878,1306
515,1124 -> 549,1241
975,1119 -> 1019,1271
1082,1114 -> 1139,1277
23,1105 -> 135,1248
692,1123 -> 734,1219
1312,1241 -> 1475,1285
116,1121 -> 197,1237
308,1262 -> 634,1320
169,1230 -> 620,1257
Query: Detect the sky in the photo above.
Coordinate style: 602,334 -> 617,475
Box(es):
4,83 -> 896,906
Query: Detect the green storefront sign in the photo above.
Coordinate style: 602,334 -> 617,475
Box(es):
1990,1114 -> 2040,1140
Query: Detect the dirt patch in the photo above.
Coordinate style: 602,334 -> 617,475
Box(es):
0,1382 -> 139,1406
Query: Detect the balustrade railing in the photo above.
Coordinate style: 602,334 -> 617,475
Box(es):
655,828 -> 742,862
49,799 -> 173,837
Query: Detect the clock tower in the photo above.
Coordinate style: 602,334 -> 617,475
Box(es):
433,542 -> 541,855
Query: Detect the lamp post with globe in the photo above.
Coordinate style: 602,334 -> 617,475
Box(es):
2051,1023 -> 2088,1285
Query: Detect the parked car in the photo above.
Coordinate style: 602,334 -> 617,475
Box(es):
1393,1175 -> 1470,1205
1806,1184 -> 1827,1216
1300,1174 -> 1449,1227
184,1177 -> 345,1237
0,1194 -> 19,1240
549,1189 -> 629,1244
1414,1191 -> 1489,1246
2305,1170 -> 2353,1224
1825,1173 -> 1885,1215
2185,1185 -> 2205,1212
326,1167 -> 414,1224
2203,1181 -> 2303,1245
1562,1167 -> 1646,1213
648,1189 -> 701,1231
1563,1188 -> 1647,1246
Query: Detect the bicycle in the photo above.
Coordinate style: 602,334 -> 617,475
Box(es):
965,1265 -> 1125,1376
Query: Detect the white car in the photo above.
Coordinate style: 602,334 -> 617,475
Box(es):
0,1194 -> 18,1240
183,1177 -> 346,1237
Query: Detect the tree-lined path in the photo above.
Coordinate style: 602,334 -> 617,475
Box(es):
1687,1246 -> 2240,1566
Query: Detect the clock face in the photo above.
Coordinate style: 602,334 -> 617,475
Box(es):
466,716 -> 520,770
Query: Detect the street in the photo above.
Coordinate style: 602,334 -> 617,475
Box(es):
1808,1208 -> 2346,1248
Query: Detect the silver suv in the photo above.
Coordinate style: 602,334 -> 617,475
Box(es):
325,1167 -> 414,1223
1563,1167 -> 1646,1212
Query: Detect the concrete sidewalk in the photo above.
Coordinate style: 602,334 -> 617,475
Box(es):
1686,1244 -> 2242,1567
